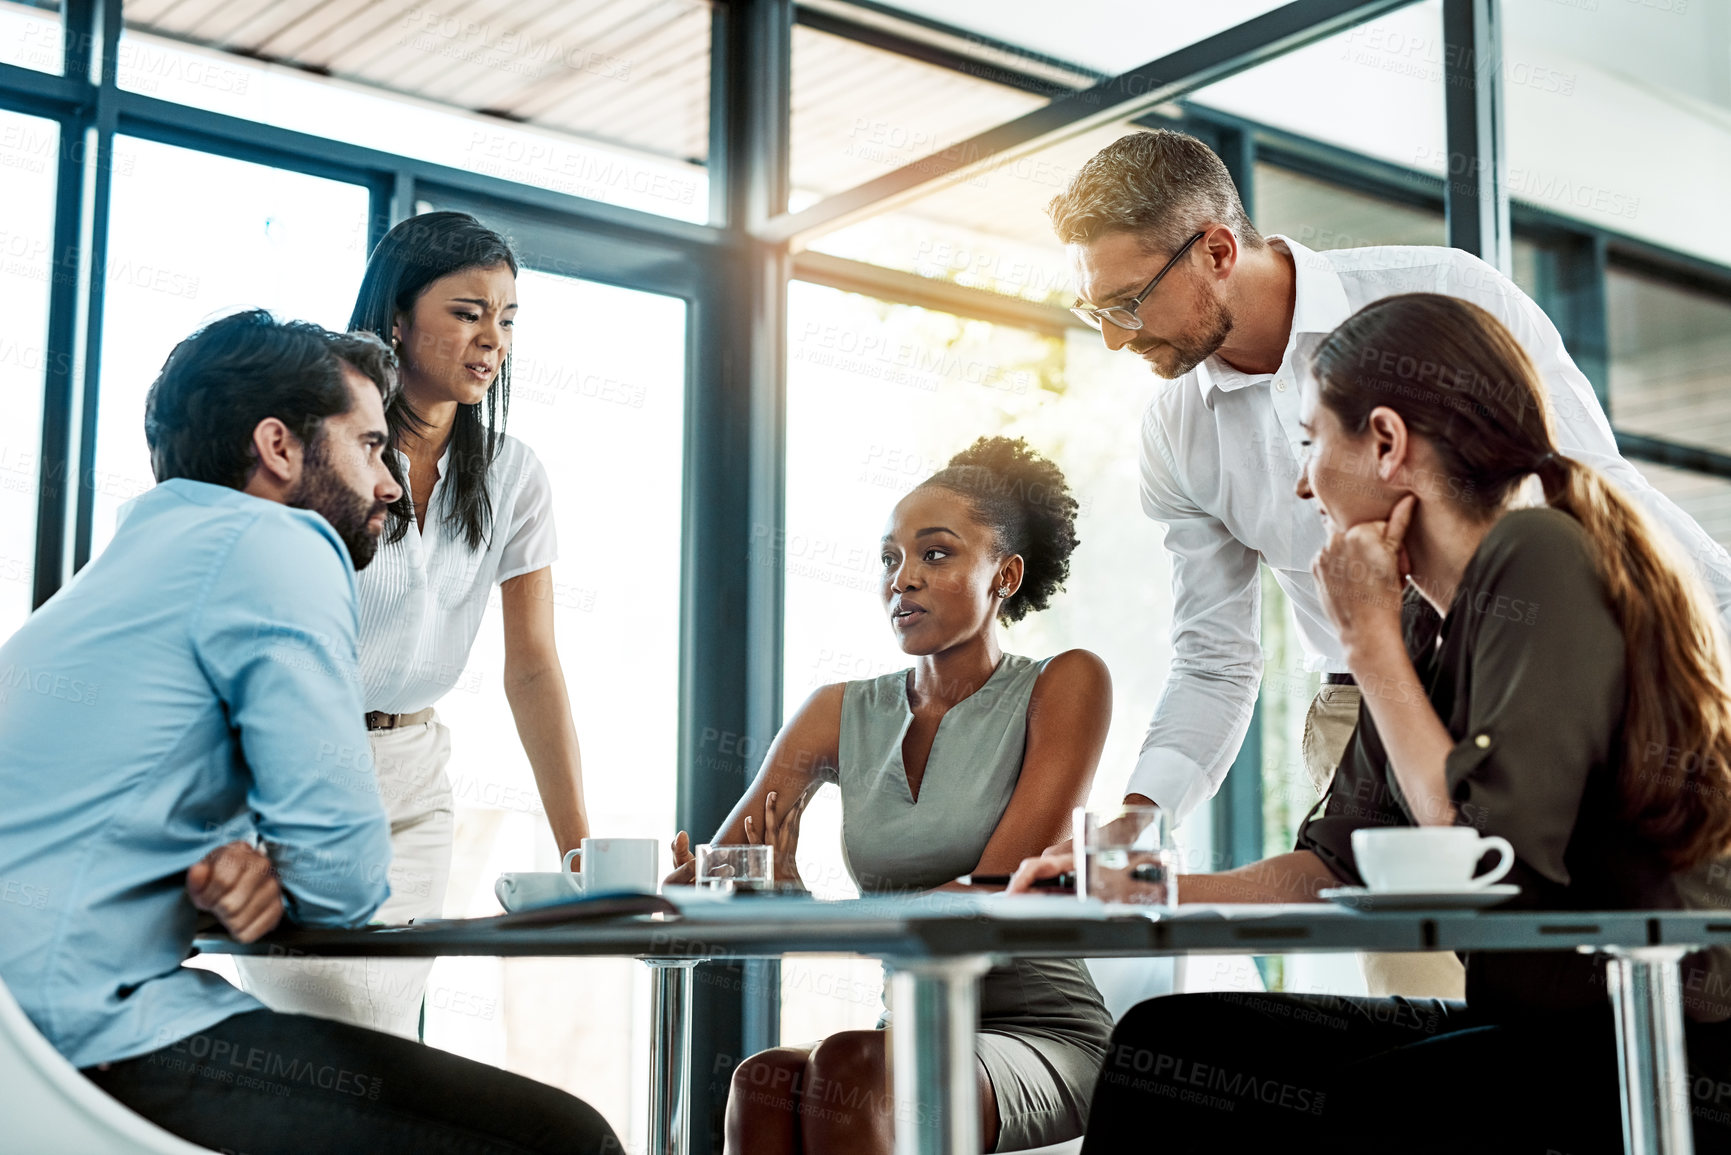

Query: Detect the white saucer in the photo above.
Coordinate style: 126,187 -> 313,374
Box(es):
1319,884 -> 1520,911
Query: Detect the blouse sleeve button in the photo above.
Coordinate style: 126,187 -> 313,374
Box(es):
1474,734 -> 1491,749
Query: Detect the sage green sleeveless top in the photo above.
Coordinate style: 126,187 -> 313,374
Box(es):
838,653 -> 1046,890
833,654 -> 1111,1057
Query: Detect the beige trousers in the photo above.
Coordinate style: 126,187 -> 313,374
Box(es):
1301,684 -> 1466,1000
235,716 -> 455,1039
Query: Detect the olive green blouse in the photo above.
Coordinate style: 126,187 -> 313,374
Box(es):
1297,506 -> 1724,1017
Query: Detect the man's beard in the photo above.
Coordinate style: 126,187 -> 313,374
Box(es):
289,439 -> 387,571
1130,280 -> 1234,380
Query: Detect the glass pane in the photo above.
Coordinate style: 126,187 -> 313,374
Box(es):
1192,1 -> 1446,178
116,2 -> 709,222
807,118 -> 1131,306
0,109 -> 55,640
1252,163 -> 1444,252
91,137 -> 372,556
1607,267 -> 1731,456
1632,461 -> 1731,551
424,273 -> 685,1152
1502,2 -> 1731,266
790,23 -> 1049,210
781,279 -> 1179,1032
0,0 -> 61,74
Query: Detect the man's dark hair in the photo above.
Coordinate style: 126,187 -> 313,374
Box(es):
144,309 -> 398,488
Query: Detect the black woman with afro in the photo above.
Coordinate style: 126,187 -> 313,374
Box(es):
669,436 -> 1114,1154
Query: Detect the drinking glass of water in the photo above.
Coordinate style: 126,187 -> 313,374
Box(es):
695,844 -> 773,895
1074,805 -> 1177,907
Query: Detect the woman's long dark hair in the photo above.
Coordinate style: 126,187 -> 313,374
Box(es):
348,211 -> 518,550
1311,292 -> 1731,870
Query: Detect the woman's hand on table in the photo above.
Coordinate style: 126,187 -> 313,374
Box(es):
744,790 -> 806,885
1313,493 -> 1414,651
664,831 -> 697,887
1007,850 -> 1075,894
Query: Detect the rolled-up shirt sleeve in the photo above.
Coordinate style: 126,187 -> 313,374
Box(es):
1126,410 -> 1263,826
192,514 -> 392,927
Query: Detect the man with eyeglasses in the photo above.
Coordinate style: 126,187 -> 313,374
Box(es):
1010,129 -> 1731,999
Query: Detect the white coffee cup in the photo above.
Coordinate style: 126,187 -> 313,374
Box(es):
1351,827 -> 1515,892
562,837 -> 660,895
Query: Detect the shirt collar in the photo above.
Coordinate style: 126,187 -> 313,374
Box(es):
1192,234 -> 1353,403
391,443 -> 453,480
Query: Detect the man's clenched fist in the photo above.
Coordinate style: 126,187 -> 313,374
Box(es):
186,840 -> 283,943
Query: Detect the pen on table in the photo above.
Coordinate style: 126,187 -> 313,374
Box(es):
960,873 -> 1075,891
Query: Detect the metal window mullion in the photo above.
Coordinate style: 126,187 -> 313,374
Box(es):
67,0 -> 122,575
681,2 -> 793,1143
32,0 -> 102,603
1441,0 -> 1511,273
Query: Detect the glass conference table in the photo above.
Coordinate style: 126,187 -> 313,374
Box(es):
197,892 -> 1726,1155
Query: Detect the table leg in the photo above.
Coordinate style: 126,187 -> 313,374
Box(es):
886,956 -> 992,1155
1604,945 -> 1694,1155
644,959 -> 700,1155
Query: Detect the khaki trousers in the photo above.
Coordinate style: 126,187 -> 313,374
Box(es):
1301,684 -> 1466,999
235,716 -> 455,1039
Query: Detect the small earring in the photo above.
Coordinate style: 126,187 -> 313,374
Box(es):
997,585 -> 1011,598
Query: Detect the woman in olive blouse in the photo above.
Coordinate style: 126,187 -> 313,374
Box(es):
1019,294 -> 1731,1153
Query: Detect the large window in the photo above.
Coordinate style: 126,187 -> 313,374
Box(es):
0,109 -> 57,640
90,137 -> 372,556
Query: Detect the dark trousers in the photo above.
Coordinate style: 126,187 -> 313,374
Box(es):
1082,993 -> 1731,1155
83,1009 -> 621,1155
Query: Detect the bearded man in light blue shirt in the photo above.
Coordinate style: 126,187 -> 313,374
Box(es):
0,309 -> 619,1154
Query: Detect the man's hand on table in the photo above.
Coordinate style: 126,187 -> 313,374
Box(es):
187,840 -> 283,942
1005,794 -> 1157,894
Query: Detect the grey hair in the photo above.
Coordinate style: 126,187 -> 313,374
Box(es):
1046,129 -> 1262,254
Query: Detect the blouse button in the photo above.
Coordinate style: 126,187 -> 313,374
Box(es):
1474,734 -> 1491,749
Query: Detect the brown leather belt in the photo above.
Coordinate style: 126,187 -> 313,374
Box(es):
365,707 -> 436,731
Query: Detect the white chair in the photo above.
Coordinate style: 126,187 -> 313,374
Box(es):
0,974 -> 217,1154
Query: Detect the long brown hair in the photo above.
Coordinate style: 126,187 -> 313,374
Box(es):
1310,292 -> 1731,869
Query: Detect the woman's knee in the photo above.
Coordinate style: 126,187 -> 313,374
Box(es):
803,1030 -> 891,1126
729,1048 -> 809,1117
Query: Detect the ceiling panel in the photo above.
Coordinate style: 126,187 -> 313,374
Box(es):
123,0 -> 714,165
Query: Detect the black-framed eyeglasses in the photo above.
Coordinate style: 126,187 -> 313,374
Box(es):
1070,230 -> 1205,332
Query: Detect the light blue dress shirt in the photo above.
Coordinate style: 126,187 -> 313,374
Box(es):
0,480 -> 391,1068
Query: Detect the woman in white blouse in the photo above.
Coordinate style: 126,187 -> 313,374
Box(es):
235,212 -> 590,1037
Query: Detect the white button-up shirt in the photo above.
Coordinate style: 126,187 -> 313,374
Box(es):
1132,236 -> 1731,824
356,434 -> 558,713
